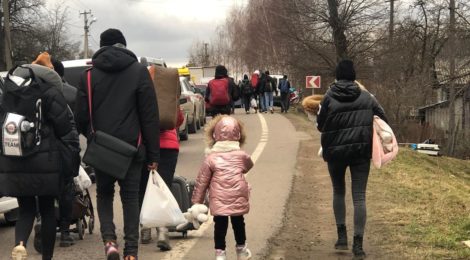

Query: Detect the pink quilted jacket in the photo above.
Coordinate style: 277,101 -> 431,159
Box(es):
191,116 -> 254,216
192,150 -> 253,216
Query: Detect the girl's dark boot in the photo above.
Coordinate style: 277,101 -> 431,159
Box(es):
353,235 -> 366,259
334,224 -> 348,250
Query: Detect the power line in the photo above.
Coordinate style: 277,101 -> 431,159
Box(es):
72,0 -> 88,9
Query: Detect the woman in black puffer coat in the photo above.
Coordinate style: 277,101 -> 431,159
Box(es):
316,60 -> 387,260
0,53 -> 80,260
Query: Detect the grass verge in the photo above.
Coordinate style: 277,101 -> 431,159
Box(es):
368,147 -> 470,259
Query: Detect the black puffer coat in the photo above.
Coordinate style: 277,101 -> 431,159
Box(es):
0,65 -> 80,196
316,80 -> 387,162
75,46 -> 160,164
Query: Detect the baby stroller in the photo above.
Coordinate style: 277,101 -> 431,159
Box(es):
33,167 -> 95,253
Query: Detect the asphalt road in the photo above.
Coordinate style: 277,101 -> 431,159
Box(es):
0,109 -> 303,259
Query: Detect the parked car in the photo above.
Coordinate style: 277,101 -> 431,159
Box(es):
0,196 -> 19,224
187,80 -> 206,126
178,98 -> 189,141
0,72 -> 5,95
179,77 -> 205,133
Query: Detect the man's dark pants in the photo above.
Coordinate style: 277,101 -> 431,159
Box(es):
95,155 -> 143,257
280,92 -> 289,112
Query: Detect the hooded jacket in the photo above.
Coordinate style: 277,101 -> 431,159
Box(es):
240,78 -> 252,95
316,80 -> 387,162
192,116 -> 254,216
75,46 -> 160,164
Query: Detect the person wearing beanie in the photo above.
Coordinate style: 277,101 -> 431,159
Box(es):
239,74 -> 253,114
316,59 -> 387,259
49,58 -> 80,248
75,28 -> 159,260
205,65 -> 236,115
278,75 -> 291,113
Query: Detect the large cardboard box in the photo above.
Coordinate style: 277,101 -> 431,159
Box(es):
148,66 -> 181,130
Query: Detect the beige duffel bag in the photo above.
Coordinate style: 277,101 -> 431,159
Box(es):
148,65 -> 181,130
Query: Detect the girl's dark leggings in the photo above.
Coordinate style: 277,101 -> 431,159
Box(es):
327,160 -> 370,236
213,215 -> 246,250
15,196 -> 56,260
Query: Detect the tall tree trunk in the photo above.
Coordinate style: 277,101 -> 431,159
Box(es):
2,0 -> 13,69
327,0 -> 349,61
447,0 -> 457,156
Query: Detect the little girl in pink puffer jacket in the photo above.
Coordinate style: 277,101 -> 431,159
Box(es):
192,115 -> 254,260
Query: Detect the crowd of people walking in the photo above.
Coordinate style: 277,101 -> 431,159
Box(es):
0,26 -> 388,260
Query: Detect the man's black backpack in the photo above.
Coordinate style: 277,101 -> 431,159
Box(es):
240,80 -> 252,95
230,78 -> 241,102
0,66 -> 46,157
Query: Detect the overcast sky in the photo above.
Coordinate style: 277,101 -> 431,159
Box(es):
47,0 -> 247,67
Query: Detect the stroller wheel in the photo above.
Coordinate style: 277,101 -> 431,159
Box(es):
88,216 -> 95,234
77,219 -> 85,240
33,223 -> 42,253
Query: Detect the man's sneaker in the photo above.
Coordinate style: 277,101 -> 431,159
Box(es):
124,256 -> 137,260
11,242 -> 27,260
215,249 -> 226,260
104,242 -> 120,260
156,227 -> 171,251
60,231 -> 75,247
236,244 -> 252,260
140,228 -> 151,244
270,108 -> 274,114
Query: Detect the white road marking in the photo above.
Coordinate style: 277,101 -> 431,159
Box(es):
162,113 -> 268,260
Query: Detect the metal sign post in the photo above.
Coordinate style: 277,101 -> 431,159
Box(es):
306,76 -> 321,95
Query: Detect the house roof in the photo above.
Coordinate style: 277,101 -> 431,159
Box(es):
418,100 -> 449,111
435,61 -> 470,85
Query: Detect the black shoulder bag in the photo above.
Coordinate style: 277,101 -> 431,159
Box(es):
82,70 -> 141,180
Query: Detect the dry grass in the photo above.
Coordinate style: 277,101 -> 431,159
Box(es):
367,148 -> 470,259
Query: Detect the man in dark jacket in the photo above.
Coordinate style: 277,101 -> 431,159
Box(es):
316,60 -> 387,259
205,65 -> 235,115
51,58 -> 79,247
240,74 -> 252,114
278,75 -> 291,113
75,28 -> 159,260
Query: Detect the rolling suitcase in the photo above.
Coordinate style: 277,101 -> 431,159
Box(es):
170,175 -> 193,213
169,175 -> 196,237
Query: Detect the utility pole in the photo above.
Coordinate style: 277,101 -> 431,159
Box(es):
80,10 -> 95,59
203,42 -> 209,66
447,0 -> 457,155
386,0 -> 396,46
2,0 -> 13,69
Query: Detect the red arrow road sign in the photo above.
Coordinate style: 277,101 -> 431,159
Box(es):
306,76 -> 321,89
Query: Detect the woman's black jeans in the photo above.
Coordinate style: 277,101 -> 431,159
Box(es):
243,94 -> 252,112
15,196 -> 56,260
327,160 -> 370,236
213,215 -> 246,250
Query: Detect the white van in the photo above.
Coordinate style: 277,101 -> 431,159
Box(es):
62,57 -> 166,88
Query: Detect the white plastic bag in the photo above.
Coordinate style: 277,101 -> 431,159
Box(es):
250,98 -> 257,108
140,170 -> 186,228
74,166 -> 92,192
